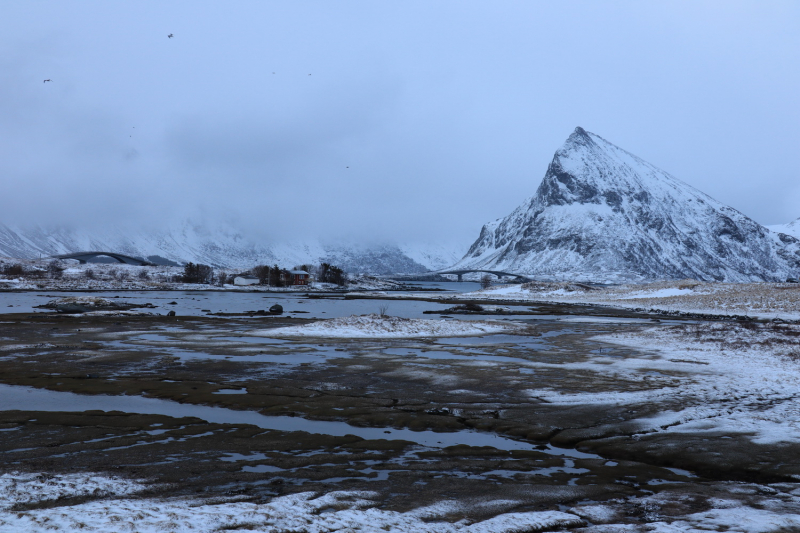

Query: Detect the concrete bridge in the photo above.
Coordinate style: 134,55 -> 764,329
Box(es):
52,251 -> 151,266
437,269 -> 533,282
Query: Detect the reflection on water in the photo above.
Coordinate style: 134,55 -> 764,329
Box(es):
1,288 -> 461,318
0,281 -> 490,317
0,383 -> 583,454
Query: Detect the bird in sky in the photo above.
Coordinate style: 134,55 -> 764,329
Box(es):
168,34 -> 174,38
43,79 -> 52,83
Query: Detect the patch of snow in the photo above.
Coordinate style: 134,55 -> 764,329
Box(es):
259,314 -> 520,338
0,472 -> 146,509
0,479 -> 584,533
617,287 -> 694,299
587,322 -> 800,445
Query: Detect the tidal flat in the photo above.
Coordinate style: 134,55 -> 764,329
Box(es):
1,294 -> 800,530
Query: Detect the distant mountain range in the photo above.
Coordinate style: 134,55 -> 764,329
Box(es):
0,221 -> 465,275
452,127 -> 800,282
3,128 -> 798,281
768,218 -> 800,240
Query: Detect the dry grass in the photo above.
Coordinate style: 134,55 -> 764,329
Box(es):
518,280 -> 800,319
669,321 -> 800,362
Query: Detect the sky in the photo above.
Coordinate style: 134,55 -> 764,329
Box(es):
1,1 -> 798,246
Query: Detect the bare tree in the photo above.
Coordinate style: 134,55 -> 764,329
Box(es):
47,260 -> 64,279
251,265 -> 271,285
480,274 -> 492,290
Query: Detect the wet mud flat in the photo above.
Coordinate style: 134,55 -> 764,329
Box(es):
1,311 -> 800,527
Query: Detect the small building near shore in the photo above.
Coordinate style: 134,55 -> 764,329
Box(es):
233,275 -> 259,286
289,270 -> 310,286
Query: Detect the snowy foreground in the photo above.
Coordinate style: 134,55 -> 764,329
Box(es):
4,321 -> 800,529
2,471 -> 800,532
457,280 -> 800,320
533,321 -> 800,445
262,314 -> 517,338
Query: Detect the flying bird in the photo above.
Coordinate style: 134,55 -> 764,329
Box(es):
168,34 -> 174,38
43,79 -> 52,83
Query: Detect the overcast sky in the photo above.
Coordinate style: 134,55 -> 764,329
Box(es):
1,1 -> 798,245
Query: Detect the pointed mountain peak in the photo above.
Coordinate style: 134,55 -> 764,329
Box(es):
455,128 -> 800,282
561,126 -> 600,154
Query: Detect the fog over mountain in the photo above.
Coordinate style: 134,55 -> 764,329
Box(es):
0,220 -> 466,274
1,2 -> 798,252
454,128 -> 800,282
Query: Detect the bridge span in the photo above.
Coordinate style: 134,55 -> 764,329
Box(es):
436,269 -> 532,282
51,251 -> 151,266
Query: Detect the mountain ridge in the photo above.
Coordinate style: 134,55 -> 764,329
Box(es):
0,221 -> 466,275
453,127 -> 800,282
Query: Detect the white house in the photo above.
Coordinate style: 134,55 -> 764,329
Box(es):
233,275 -> 259,286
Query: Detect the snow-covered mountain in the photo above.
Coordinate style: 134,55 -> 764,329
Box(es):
0,220 -> 465,275
452,127 -> 800,282
768,217 -> 800,240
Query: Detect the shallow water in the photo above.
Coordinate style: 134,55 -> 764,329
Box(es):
0,281 -> 484,317
0,383 -> 598,458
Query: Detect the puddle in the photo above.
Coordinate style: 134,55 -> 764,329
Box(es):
383,348 -> 545,365
169,347 -> 334,366
214,336 -> 290,345
0,384 -> 600,456
242,464 -> 284,473
221,453 -> 270,462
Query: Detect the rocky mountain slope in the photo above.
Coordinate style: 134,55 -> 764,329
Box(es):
0,221 -> 464,275
452,127 -> 800,282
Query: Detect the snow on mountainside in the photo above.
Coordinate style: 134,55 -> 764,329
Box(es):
0,221 -> 462,275
768,217 -> 800,240
453,127 -> 800,282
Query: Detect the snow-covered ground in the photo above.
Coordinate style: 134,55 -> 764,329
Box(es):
261,314 -> 518,338
0,473 -> 583,532
522,320 -> 800,446
3,471 -> 800,531
454,280 -> 800,320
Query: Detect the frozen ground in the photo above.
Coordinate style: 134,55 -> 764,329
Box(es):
0,473 -> 583,532
455,280 -> 800,320
261,313 -> 518,338
582,321 -> 800,446
2,472 -> 800,532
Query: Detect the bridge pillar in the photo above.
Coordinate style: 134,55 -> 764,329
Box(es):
457,274 -> 463,282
